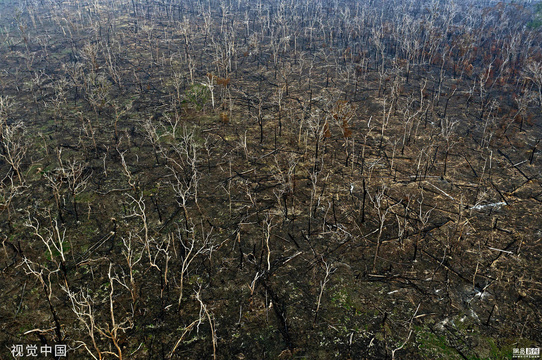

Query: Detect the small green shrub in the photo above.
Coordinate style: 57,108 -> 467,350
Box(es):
184,83 -> 210,111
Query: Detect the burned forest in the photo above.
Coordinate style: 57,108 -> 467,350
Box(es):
1,0 -> 541,358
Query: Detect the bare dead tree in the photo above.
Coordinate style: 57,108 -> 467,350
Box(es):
413,191 -> 434,262
20,256 -> 64,344
0,120 -> 28,184
525,59 -> 542,107
313,257 -> 334,324
175,222 -> 213,309
272,154 -> 298,223
121,232 -> 143,312
195,285 -> 217,360
62,271 -> 133,360
64,158 -> 92,223
19,214 -> 69,345
117,147 -> 137,191
440,117 -> 458,177
124,194 -> 159,270
369,185 -> 398,272
164,125 -> 201,222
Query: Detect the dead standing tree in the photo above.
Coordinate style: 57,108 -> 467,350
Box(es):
20,214 -> 73,345
369,185 -> 399,273
62,263 -> 135,360
0,118 -> 29,185
0,96 -> 27,228
163,125 -> 201,228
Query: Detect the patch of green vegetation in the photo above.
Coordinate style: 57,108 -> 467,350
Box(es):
39,163 -> 56,176
25,163 -> 47,181
18,323 -> 34,334
331,288 -> 353,311
44,240 -> 70,261
481,338 -> 513,360
75,191 -> 96,203
415,319 -> 515,360
141,188 -> 158,197
186,274 -> 204,286
330,284 -> 366,317
416,327 -> 459,359
183,83 -> 210,111
527,2 -> 542,28
78,222 -> 97,237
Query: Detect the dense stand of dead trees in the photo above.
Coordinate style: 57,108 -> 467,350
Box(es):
0,0 -> 541,358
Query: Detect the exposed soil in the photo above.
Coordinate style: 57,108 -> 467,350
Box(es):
0,0 -> 541,359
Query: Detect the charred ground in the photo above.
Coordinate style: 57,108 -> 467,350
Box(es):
0,0 -> 541,359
